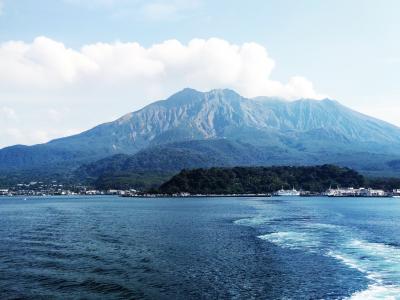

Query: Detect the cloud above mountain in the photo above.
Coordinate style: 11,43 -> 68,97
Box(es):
0,36 -> 323,100
0,36 -> 325,148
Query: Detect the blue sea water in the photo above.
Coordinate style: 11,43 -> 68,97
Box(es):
0,196 -> 399,299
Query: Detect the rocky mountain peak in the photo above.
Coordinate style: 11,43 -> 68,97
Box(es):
2,88 -> 400,173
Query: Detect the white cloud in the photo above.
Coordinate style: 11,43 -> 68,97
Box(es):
0,37 -> 98,90
0,36 -> 326,147
0,36 -> 324,100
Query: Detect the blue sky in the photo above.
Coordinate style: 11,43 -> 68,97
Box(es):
1,0 -> 400,147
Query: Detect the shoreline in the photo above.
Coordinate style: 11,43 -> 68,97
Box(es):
1,193 -> 399,198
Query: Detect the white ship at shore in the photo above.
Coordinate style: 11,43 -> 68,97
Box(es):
274,188 -> 300,196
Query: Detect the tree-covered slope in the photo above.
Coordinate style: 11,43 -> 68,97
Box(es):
75,137 -> 400,191
76,139 -> 292,179
157,165 -> 365,194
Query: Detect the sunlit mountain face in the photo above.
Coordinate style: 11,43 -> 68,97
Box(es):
1,88 -> 400,176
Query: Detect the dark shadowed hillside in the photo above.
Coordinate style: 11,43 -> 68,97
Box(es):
157,165 -> 365,194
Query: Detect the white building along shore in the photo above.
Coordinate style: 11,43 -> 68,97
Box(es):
325,187 -> 387,197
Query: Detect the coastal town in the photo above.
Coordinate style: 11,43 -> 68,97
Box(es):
0,181 -> 138,197
1,181 -> 400,198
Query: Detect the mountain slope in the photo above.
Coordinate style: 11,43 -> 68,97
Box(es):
77,138 -> 400,189
1,88 -> 400,175
76,139 -> 295,179
58,88 -> 400,153
76,139 -> 304,189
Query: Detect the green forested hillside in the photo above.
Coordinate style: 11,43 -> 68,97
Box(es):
157,165 -> 365,194
75,139 -> 292,189
76,139 -> 400,190
76,139 -> 293,177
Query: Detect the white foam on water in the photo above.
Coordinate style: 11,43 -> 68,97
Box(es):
329,239 -> 400,300
258,231 -> 320,251
234,215 -> 271,226
328,251 -> 368,275
236,200 -> 400,299
348,284 -> 400,300
258,229 -> 400,299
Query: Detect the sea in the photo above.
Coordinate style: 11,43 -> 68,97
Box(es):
0,196 -> 399,299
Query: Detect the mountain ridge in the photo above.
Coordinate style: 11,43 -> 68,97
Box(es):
1,88 -> 400,177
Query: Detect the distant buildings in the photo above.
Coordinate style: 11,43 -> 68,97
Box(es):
0,189 -> 9,196
324,187 -> 387,197
0,183 -> 141,197
0,181 -> 399,198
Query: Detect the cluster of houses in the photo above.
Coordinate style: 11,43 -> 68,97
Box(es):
84,189 -> 138,196
0,181 -> 139,197
0,188 -> 139,197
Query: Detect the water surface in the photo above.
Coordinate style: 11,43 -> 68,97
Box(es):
0,196 -> 399,299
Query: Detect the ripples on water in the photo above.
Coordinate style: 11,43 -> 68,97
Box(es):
236,197 -> 400,299
0,196 -> 399,299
